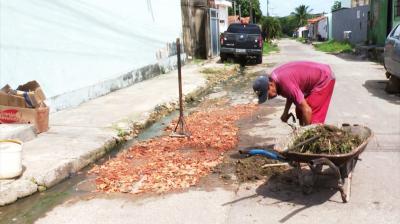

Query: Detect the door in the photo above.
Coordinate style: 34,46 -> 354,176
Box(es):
210,8 -> 219,58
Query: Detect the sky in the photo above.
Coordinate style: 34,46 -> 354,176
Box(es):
259,0 -> 336,17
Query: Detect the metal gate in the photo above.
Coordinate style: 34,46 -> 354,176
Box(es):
210,8 -> 219,57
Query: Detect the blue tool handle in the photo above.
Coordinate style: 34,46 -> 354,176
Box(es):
248,149 -> 285,161
23,92 -> 34,108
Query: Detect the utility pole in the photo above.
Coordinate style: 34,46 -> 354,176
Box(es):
267,0 -> 269,17
233,1 -> 236,18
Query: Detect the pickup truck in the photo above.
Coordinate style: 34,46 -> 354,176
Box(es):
220,23 -> 263,64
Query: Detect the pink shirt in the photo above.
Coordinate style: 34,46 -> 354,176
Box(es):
271,61 -> 334,106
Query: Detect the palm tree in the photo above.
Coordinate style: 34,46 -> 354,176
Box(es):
291,5 -> 312,27
261,16 -> 281,42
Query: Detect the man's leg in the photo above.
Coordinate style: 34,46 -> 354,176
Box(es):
306,80 -> 336,124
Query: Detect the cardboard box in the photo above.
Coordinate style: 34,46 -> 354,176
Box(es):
16,81 -> 46,107
0,91 -> 26,108
0,81 -> 46,108
0,105 -> 49,133
0,81 -> 49,133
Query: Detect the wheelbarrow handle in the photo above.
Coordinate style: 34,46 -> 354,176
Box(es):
288,112 -> 296,123
241,149 -> 286,161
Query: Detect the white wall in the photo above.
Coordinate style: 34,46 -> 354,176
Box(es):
317,18 -> 328,39
297,27 -> 308,38
216,0 -> 231,33
218,5 -> 229,33
0,0 -> 182,111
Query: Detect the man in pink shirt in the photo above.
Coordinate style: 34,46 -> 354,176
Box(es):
253,61 -> 335,126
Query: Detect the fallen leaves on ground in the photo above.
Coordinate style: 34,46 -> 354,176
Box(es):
89,104 -> 258,194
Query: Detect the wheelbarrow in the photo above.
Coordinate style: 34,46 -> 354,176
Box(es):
239,123 -> 373,203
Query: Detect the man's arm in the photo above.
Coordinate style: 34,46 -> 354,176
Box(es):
280,99 -> 292,122
298,99 -> 312,125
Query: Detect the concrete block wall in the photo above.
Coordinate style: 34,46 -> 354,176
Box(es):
332,5 -> 369,44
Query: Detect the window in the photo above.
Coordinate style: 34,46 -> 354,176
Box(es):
227,24 -> 261,34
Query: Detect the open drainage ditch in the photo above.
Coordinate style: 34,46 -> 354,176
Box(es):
0,64 -> 278,224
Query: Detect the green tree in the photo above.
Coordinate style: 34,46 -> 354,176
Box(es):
228,0 -> 262,23
261,16 -> 282,42
331,1 -> 342,11
291,5 -> 312,27
279,15 -> 298,37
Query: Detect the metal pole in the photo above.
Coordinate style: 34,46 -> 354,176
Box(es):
233,1 -> 236,18
267,0 -> 269,17
239,4 -> 241,18
171,38 -> 190,137
176,38 -> 183,122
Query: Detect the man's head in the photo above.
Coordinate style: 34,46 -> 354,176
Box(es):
253,75 -> 278,104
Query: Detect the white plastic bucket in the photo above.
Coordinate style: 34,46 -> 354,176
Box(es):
0,140 -> 23,179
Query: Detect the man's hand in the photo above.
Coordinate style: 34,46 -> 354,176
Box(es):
280,113 -> 290,123
281,99 -> 293,123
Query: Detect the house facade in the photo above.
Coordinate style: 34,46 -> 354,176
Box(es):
332,6 -> 369,44
351,0 -> 370,7
340,0 -> 370,7
317,17 -> 329,40
296,26 -> 309,38
181,0 -> 221,59
307,16 -> 328,41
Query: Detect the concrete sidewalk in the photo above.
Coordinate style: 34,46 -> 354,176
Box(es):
0,63 -> 207,206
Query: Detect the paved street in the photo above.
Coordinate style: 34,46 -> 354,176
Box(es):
4,39 -> 400,224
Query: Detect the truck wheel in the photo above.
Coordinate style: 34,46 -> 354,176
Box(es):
220,54 -> 227,63
385,75 -> 400,94
239,57 -> 246,67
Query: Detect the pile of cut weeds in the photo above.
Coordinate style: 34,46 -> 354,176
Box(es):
213,156 -> 287,182
291,125 -> 361,154
235,156 -> 287,182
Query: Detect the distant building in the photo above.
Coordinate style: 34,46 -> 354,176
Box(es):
351,0 -> 370,7
339,0 -> 369,8
296,26 -> 309,38
332,6 -> 369,44
340,0 -> 370,8
307,16 -> 328,41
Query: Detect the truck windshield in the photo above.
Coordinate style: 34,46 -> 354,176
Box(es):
227,24 -> 261,34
